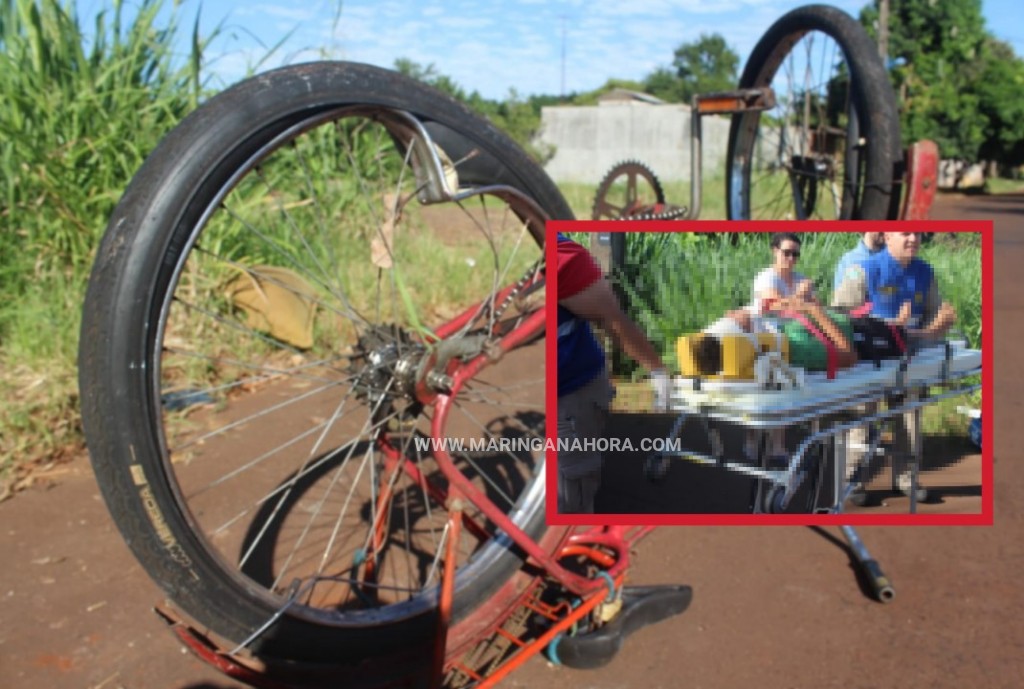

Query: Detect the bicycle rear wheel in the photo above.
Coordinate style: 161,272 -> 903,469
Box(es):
726,4 -> 902,221
79,61 -> 571,666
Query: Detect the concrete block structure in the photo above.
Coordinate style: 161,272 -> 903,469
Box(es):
536,99 -> 732,184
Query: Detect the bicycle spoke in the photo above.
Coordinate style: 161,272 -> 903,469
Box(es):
246,402 -> 403,581
154,104 -> 545,621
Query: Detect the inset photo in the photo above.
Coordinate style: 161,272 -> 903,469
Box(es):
546,222 -> 991,526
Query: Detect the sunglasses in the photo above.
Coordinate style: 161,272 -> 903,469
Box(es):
781,249 -> 801,258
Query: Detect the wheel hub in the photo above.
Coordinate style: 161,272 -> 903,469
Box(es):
349,325 -> 427,410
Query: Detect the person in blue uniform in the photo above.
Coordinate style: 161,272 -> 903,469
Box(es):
832,232 -> 957,501
833,232 -> 885,293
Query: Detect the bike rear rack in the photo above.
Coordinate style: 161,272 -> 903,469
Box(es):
595,85 -> 938,225
689,88 -> 777,220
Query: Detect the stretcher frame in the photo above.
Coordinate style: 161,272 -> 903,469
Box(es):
648,338 -> 980,516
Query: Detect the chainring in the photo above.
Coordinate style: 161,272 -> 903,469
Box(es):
591,160 -> 686,221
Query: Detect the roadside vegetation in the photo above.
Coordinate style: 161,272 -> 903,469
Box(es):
0,0 -> 211,496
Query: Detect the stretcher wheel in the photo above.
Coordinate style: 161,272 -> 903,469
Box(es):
644,452 -> 670,483
848,485 -> 869,507
762,485 -> 786,514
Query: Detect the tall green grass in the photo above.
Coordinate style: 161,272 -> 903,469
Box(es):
607,231 -> 982,377
0,0 -> 213,486
0,0 -> 206,277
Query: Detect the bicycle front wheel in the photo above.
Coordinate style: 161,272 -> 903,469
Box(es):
79,61 -> 571,666
726,4 -> 902,221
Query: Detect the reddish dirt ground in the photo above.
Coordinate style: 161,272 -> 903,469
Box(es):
1,192 -> 1022,689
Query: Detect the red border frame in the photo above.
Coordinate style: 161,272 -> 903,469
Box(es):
545,221 -> 993,526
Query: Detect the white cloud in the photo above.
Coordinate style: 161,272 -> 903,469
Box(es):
180,0 -> 1018,100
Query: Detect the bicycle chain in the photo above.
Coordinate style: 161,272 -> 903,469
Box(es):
490,259 -> 544,326
420,259 -> 545,391
614,204 -> 690,221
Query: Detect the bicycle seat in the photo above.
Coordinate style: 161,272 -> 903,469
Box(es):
552,584 -> 693,669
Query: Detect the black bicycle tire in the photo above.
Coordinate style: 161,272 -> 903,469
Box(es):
726,4 -> 902,221
78,61 -> 571,664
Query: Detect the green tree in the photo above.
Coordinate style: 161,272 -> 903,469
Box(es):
569,77 -> 648,106
862,0 -> 1024,169
643,67 -> 685,103
975,38 -> 1024,169
658,33 -> 739,103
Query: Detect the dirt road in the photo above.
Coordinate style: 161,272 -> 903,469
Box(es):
1,193 -> 1021,689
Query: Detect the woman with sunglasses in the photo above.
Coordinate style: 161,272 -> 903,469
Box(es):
746,232 -> 816,465
751,232 -> 817,314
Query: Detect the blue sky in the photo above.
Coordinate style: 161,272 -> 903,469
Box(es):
79,0 -> 1024,100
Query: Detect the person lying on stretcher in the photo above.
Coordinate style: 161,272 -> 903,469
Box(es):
694,284 -> 924,378
689,292 -> 911,467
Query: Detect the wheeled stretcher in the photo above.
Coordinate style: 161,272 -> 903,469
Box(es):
646,338 -> 981,516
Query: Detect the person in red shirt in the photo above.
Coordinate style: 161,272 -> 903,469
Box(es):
556,235 -> 669,513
